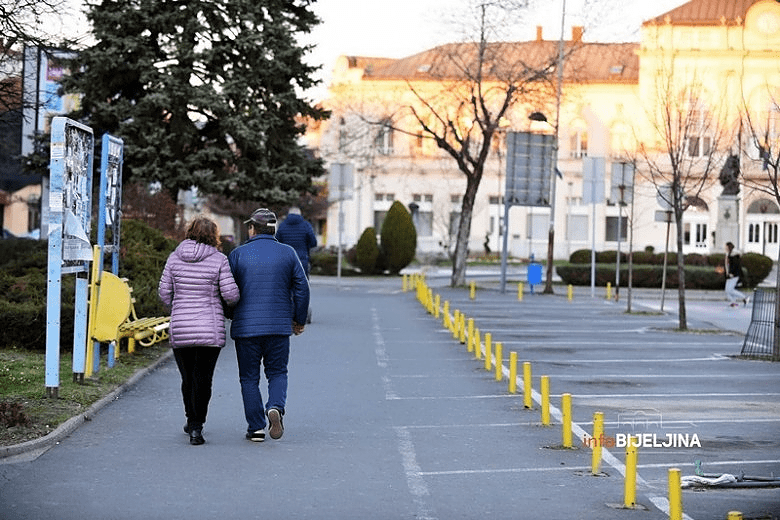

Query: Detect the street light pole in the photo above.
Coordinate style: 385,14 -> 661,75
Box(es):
543,0 -> 566,294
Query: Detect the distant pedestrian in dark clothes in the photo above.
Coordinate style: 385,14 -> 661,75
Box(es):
158,216 -> 240,445
724,241 -> 747,307
228,208 -> 310,442
276,206 -> 317,276
276,206 -> 317,323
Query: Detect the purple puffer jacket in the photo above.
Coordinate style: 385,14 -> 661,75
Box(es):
158,239 -> 240,348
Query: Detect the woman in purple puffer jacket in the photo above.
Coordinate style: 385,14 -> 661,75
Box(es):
158,216 -> 240,445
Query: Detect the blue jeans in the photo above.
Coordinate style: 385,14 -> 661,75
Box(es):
234,335 -> 289,432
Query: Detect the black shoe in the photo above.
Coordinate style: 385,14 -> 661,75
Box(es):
189,428 -> 205,445
183,423 -> 191,434
267,408 -> 284,440
245,429 -> 266,442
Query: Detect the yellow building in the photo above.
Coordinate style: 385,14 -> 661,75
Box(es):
308,0 -> 780,262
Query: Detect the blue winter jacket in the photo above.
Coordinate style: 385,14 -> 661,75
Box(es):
275,214 -> 317,274
228,234 -> 310,338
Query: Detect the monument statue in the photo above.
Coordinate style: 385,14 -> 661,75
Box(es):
719,154 -> 740,196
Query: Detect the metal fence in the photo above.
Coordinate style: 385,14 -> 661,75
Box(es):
741,288 -> 780,360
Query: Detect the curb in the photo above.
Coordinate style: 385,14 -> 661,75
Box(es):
0,349 -> 173,460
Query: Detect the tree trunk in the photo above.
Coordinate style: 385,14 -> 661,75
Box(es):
675,209 -> 687,330
774,250 -> 780,360
450,176 -> 480,287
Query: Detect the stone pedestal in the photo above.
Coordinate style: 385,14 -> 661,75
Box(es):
716,195 -> 739,251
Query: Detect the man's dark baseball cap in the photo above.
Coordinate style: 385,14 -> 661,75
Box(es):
244,208 -> 277,228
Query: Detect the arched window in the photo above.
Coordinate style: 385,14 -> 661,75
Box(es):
609,121 -> 631,159
747,199 -> 780,214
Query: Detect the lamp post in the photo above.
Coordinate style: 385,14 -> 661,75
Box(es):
543,0 -> 566,294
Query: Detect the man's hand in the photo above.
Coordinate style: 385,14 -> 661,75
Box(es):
293,322 -> 305,335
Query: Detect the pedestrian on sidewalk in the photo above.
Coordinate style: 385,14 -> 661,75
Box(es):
724,241 -> 747,307
158,216 -> 240,446
276,206 -> 317,323
228,208 -> 310,442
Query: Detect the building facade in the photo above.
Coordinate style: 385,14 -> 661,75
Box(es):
306,0 -> 780,262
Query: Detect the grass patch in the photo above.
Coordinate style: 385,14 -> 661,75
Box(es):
0,343 -> 169,447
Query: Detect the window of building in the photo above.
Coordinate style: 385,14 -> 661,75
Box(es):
749,223 -> 761,243
683,222 -> 707,247
374,210 -> 387,231
449,212 -> 461,237
609,121 -> 631,158
686,107 -> 712,157
568,215 -> 588,241
605,216 -> 628,241
569,119 -> 588,158
374,119 -> 394,155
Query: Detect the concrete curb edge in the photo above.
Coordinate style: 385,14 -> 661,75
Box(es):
0,349 -> 174,459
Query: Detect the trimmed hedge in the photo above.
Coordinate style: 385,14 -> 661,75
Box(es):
0,220 -> 177,351
564,248 -> 772,289
355,227 -> 380,274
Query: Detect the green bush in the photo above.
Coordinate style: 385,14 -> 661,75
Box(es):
569,249 -> 592,264
556,264 -> 725,289
355,227 -> 380,274
118,219 -> 178,318
742,252 -> 774,287
310,248 -> 338,275
380,201 -> 417,274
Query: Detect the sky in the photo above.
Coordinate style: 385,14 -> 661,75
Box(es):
55,0 -> 690,102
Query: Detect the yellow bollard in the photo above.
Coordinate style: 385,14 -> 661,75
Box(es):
459,314 -> 467,345
484,333 -> 492,370
402,274 -> 408,292
562,393 -> 572,448
452,310 -> 460,339
443,300 -> 450,329
434,294 -> 440,319
474,328 -> 481,359
494,342 -> 503,381
469,280 -> 476,300
567,284 -> 573,302
591,412 -> 603,474
428,288 -> 434,314
517,282 -> 523,301
466,318 -> 474,350
508,352 -> 518,393
668,468 -> 682,520
523,362 -> 532,409
727,513 -> 743,520
624,436 -> 638,508
540,376 -> 550,426
606,282 -> 612,300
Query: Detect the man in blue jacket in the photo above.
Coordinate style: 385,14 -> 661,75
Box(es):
228,208 -> 310,442
276,206 -> 317,276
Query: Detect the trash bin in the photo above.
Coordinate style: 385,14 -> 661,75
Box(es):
527,263 -> 543,286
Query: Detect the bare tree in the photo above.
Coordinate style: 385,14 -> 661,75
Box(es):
741,92 -> 780,360
397,0 -> 565,287
634,67 -> 728,330
0,0 -> 69,116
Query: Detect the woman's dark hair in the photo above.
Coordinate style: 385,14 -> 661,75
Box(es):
185,216 -> 221,248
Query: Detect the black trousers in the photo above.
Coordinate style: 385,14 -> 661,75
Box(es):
173,347 -> 221,429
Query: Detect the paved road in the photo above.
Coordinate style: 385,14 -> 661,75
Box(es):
1,275 -> 778,519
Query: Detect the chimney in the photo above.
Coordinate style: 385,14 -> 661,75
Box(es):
572,26 -> 583,42
536,26 -> 543,42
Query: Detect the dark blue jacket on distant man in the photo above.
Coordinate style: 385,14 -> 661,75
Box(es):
275,212 -> 317,275
228,234 -> 310,338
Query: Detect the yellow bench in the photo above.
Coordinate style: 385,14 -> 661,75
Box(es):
90,270 -> 170,355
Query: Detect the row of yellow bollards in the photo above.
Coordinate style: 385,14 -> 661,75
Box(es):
402,272 -> 738,520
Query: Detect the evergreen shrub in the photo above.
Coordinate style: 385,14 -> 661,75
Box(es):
380,201 -> 417,274
355,227 -> 380,274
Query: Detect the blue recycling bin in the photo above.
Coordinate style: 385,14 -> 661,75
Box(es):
527,262 -> 543,286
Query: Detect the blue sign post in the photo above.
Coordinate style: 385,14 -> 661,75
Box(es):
45,117 -> 94,396
92,134 -> 124,369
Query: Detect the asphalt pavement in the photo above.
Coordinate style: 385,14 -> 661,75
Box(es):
1,272 -> 778,520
